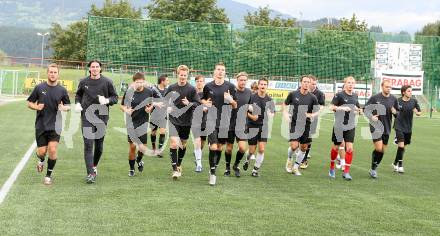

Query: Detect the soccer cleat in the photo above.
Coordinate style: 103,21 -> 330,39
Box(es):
93,166 -> 98,176
195,165 -> 202,173
209,174 -> 216,186
233,165 -> 241,177
172,171 -> 179,180
398,166 -> 404,173
300,160 -> 308,169
369,169 -> 378,179
342,172 -> 352,181
176,166 -> 182,177
251,170 -> 259,177
86,174 -> 96,184
292,167 -> 302,176
43,176 -> 53,185
137,161 -> 144,172
243,161 -> 249,171
285,158 -> 293,173
128,170 -> 135,177
392,163 -> 398,172
329,169 -> 336,178
224,169 -> 231,177
36,161 -> 44,173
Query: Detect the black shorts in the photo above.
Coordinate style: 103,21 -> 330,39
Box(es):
169,124 -> 191,141
247,125 -> 268,146
395,130 -> 412,145
373,134 -> 390,145
289,122 -> 312,144
150,118 -> 167,131
127,130 -> 148,144
332,128 -> 355,145
208,128 -> 229,145
36,130 -> 60,147
226,130 -> 247,144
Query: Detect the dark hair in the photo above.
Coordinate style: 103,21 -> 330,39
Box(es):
132,72 -> 145,81
300,75 -> 311,82
195,75 -> 204,81
87,60 -> 102,74
401,85 -> 412,95
157,74 -> 168,85
258,78 -> 269,85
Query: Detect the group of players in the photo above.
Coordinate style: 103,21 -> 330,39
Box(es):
27,61 -> 421,186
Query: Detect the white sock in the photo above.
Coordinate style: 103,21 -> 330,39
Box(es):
287,147 -> 294,160
294,150 -> 305,168
194,148 -> 202,166
255,152 -> 264,169
340,159 -> 345,167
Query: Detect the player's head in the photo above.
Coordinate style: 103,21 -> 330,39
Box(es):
158,74 -> 169,87
132,72 -> 145,91
381,80 -> 392,95
176,65 -> 189,84
47,63 -> 59,83
251,81 -> 258,93
300,75 -> 311,91
87,60 -> 102,76
213,62 -> 226,80
235,72 -> 248,90
309,75 -> 318,91
258,78 -> 268,93
343,76 -> 356,92
401,85 -> 412,98
195,75 -> 205,90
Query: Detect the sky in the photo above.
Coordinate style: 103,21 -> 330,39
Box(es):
234,0 -> 440,33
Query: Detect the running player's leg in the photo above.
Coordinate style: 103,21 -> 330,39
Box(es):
44,139 -> 59,185
252,141 -> 266,177
128,142 -> 136,177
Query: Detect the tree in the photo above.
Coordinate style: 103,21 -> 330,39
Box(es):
416,21 -> 440,36
370,25 -> 383,33
321,14 -> 368,32
146,0 -> 229,23
244,6 -> 295,27
48,0 -> 142,61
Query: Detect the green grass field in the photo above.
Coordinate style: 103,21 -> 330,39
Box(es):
0,99 -> 440,235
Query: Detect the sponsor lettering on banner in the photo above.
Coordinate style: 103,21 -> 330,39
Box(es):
336,82 -> 372,104
24,78 -> 74,92
379,71 -> 424,95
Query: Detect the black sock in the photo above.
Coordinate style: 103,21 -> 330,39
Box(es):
225,152 -> 232,169
177,147 -> 186,166
395,147 -> 405,167
209,150 -> 216,175
151,135 -> 157,150
136,151 -> 143,163
215,150 -> 222,167
376,151 -> 384,165
371,150 -> 378,170
158,134 -> 165,149
129,159 -> 135,170
46,159 -> 56,177
303,144 -> 311,162
234,150 -> 245,166
170,148 -> 178,171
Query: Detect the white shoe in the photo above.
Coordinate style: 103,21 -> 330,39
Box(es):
176,166 -> 182,177
285,158 -> 293,173
36,161 -> 44,173
209,174 -> 216,186
250,154 -> 256,160
292,167 -> 302,176
398,166 -> 404,173
172,171 -> 179,179
43,176 -> 52,185
392,163 -> 399,172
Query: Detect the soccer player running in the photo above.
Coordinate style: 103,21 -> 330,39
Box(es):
225,72 -> 252,177
201,62 -> 237,186
328,76 -> 361,180
392,85 -> 421,173
74,60 -> 118,184
192,75 -> 207,172
283,76 -> 319,176
165,65 -> 200,179
300,75 -> 325,169
120,72 -> 155,177
27,63 -> 70,185
150,74 -> 169,157
364,80 -> 399,178
246,78 -> 275,177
